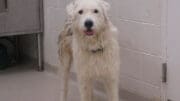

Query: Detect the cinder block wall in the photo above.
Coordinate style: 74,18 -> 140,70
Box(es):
44,0 -> 166,99
110,0 -> 166,99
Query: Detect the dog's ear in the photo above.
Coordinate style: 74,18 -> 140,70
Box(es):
66,2 -> 75,17
100,0 -> 111,22
100,0 -> 110,12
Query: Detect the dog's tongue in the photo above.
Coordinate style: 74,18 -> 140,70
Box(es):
85,30 -> 94,36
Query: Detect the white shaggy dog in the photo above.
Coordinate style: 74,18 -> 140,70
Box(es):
58,0 -> 120,101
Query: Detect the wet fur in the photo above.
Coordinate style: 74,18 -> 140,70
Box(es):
58,0 -> 120,101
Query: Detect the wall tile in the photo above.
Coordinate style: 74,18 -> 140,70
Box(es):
120,48 -> 143,80
117,19 -> 162,56
114,0 -> 161,25
120,47 -> 162,86
120,75 -> 161,99
120,75 -> 142,94
141,55 -> 162,86
138,82 -> 161,99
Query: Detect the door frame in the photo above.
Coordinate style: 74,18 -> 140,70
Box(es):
161,0 -> 168,100
166,0 -> 180,100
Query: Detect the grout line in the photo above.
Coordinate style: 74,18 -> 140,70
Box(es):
119,46 -> 165,59
120,74 -> 161,89
117,18 -> 161,27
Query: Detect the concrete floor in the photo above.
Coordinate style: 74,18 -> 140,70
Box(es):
0,63 -> 150,101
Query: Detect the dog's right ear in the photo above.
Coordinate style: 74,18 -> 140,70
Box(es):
66,2 -> 75,17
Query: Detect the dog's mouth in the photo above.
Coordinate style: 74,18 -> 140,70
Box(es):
84,29 -> 94,36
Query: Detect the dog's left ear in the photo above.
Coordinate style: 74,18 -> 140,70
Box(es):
100,0 -> 111,22
100,0 -> 110,12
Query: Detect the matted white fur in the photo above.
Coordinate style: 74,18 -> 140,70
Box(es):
58,0 -> 120,101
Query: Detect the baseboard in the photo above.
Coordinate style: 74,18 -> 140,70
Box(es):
44,63 -> 59,75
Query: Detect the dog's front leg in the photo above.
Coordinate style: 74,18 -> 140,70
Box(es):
78,78 -> 93,101
104,79 -> 119,101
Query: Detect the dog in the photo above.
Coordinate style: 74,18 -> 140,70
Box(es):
58,0 -> 120,101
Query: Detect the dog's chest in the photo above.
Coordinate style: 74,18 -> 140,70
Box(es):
74,48 -> 119,77
73,34 -> 120,77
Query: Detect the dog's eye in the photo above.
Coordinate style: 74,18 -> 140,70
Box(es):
94,9 -> 99,13
78,10 -> 83,15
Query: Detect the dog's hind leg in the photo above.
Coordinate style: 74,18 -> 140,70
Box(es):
59,50 -> 72,101
59,22 -> 73,101
59,37 -> 72,101
59,47 -> 72,101
60,59 -> 71,101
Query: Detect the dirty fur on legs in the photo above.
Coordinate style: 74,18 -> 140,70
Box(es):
58,0 -> 120,101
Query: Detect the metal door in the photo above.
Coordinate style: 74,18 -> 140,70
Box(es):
0,0 -> 7,33
6,0 -> 40,33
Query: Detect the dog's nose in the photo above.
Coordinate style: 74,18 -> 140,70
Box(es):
85,20 -> 93,29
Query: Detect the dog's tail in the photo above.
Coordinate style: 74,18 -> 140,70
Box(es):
58,19 -> 73,101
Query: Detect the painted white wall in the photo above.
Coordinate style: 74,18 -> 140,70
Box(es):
167,0 -> 180,100
43,0 -> 67,67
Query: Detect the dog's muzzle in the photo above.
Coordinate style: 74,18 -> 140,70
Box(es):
84,20 -> 95,36
84,20 -> 93,29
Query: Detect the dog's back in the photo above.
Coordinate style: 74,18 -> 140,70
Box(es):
58,19 -> 73,68
58,19 -> 73,101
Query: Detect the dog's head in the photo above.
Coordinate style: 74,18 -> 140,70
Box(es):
66,0 -> 110,36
